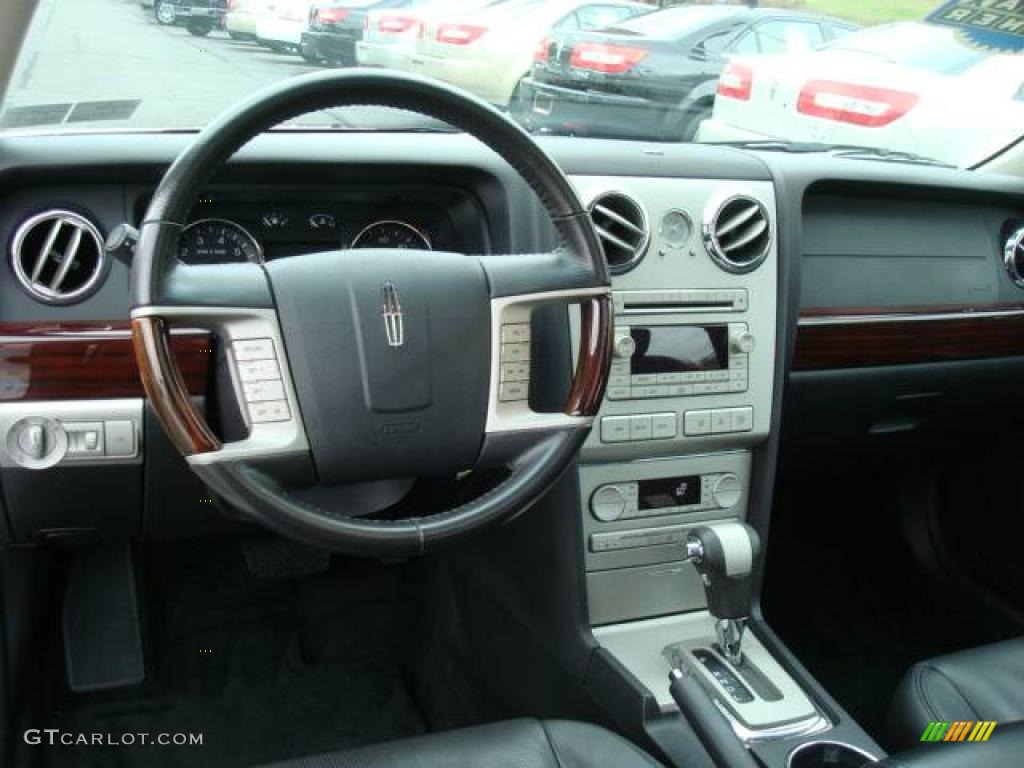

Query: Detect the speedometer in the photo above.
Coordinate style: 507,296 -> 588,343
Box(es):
350,221 -> 431,250
177,219 -> 263,265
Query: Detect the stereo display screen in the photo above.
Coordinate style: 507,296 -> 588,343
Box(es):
638,476 -> 702,510
629,325 -> 728,374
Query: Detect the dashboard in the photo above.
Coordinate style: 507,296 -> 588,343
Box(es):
1,131 -> 1024,566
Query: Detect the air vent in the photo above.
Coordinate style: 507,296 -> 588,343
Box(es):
10,210 -> 106,304
1005,225 -> 1024,288
589,192 -> 649,274
703,195 -> 771,274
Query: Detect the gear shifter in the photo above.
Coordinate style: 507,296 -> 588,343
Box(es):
685,522 -> 761,665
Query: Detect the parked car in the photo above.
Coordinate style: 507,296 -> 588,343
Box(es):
302,0 -> 433,66
153,0 -> 229,36
256,0 -> 315,52
698,21 -> 1024,168
512,5 -> 855,140
355,0 -> 466,70
225,0 -> 273,41
405,0 -> 650,107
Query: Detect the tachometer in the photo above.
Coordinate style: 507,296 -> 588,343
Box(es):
177,219 -> 263,264
350,221 -> 431,250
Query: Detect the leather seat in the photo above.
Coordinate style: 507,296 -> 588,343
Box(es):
263,718 -> 664,768
888,637 -> 1024,750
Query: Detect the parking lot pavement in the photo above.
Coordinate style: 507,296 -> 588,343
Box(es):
5,0 -> 320,130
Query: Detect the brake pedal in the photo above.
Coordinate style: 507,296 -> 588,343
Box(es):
63,543 -> 145,692
242,537 -> 330,579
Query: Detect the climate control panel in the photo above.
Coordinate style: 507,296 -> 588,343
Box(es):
590,472 -> 742,523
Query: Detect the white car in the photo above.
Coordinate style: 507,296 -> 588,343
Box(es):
699,22 -> 1024,168
256,0 -> 315,52
226,0 -> 274,41
407,0 -> 649,107
357,0 -> 508,71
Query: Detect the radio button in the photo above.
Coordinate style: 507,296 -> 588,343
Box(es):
613,334 -> 636,359
728,381 -> 748,393
600,416 -> 632,443
629,415 -> 653,441
731,355 -> 748,370
652,413 -> 677,439
729,407 -> 754,432
711,410 -> 732,434
607,387 -> 630,400
667,384 -> 694,397
632,374 -> 657,386
729,370 -> 747,381
707,371 -> 729,383
611,361 -> 630,376
657,372 -> 683,384
609,373 -> 631,388
684,410 -> 712,436
730,330 -> 756,355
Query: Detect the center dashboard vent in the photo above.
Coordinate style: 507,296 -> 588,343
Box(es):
703,195 -> 771,273
588,192 -> 649,274
10,210 -> 107,305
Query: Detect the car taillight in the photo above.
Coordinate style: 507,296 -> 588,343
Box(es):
228,0 -> 239,10
379,15 -> 417,34
534,36 -> 551,63
717,61 -> 753,101
436,24 -> 487,46
314,8 -> 349,25
569,43 -> 648,74
797,80 -> 919,127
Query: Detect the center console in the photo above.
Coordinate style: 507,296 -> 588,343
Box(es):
568,176 -> 873,764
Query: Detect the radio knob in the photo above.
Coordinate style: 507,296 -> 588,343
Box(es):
712,473 -> 743,509
613,334 -> 636,359
730,331 -> 755,355
591,485 -> 628,522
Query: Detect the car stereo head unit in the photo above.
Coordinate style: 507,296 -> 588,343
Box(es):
607,323 -> 753,401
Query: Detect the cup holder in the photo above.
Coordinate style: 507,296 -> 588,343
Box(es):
787,741 -> 879,768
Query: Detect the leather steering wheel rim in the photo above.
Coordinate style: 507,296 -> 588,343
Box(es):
130,70 -> 612,557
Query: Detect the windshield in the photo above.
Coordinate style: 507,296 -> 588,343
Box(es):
3,0 -> 1024,169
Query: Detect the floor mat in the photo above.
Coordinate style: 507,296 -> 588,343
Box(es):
23,540 -> 429,768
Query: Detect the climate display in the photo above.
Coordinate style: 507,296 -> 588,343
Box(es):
638,476 -> 702,510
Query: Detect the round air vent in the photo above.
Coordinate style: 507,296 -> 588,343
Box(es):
702,194 -> 771,274
10,210 -> 106,305
1004,225 -> 1024,288
588,192 -> 649,274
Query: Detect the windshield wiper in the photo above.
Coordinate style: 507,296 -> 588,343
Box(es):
708,140 -> 953,168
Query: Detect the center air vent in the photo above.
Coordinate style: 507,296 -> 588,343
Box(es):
703,195 -> 771,274
589,192 -> 649,274
10,210 -> 106,305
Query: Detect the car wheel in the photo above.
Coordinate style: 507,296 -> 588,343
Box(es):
228,31 -> 246,41
153,0 -> 175,25
187,19 -> 214,36
677,102 -> 712,142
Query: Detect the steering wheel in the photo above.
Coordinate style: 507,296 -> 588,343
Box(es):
130,71 -> 612,557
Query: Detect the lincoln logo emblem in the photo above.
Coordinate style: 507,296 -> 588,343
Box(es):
381,282 -> 404,348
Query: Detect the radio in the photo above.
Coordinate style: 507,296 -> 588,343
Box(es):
590,472 -> 742,523
607,322 -> 754,401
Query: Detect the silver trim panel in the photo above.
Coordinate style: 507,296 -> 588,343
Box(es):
798,308 -> 1024,326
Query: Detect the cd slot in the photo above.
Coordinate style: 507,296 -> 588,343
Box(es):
622,300 -> 734,314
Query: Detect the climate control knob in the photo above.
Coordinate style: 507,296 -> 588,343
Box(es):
591,485 -> 628,522
712,473 -> 743,509
730,331 -> 755,355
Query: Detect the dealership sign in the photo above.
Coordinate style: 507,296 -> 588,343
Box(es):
927,0 -> 1024,51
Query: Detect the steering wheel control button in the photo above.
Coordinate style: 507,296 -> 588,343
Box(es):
500,323 -> 530,344
500,363 -> 530,382
683,410 -> 713,436
243,380 -> 286,403
712,474 -> 743,509
233,338 -> 276,361
237,359 -> 281,382
104,421 -> 138,458
591,485 -> 628,522
600,416 -> 631,443
249,400 -> 291,424
499,381 -> 529,402
500,342 -> 530,363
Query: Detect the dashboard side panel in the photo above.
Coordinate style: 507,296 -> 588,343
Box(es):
0,321 -> 210,401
